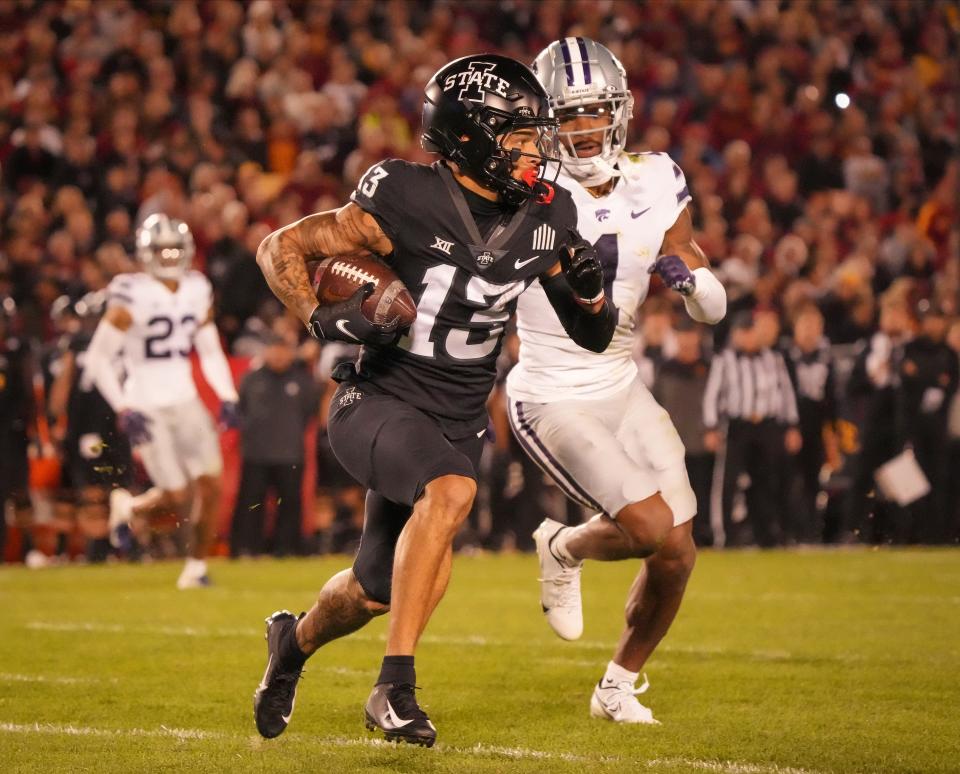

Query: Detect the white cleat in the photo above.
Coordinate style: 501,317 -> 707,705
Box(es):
25,549 -> 50,569
108,488 -> 134,549
533,518 -> 583,640
590,674 -> 660,725
177,559 -> 212,590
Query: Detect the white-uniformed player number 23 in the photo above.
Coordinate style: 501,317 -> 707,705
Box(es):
145,314 -> 199,359
400,265 -> 524,361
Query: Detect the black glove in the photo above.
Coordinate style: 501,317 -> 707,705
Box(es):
307,284 -> 400,346
560,229 -> 604,303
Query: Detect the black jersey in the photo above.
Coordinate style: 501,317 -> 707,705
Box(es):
349,159 -> 577,438
65,332 -> 120,441
0,336 -> 30,437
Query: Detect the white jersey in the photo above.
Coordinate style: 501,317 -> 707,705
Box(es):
508,151 -> 691,402
107,270 -> 212,410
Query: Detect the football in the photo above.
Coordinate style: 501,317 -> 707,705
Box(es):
312,255 -> 417,328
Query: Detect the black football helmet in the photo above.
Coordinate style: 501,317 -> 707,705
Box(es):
421,54 -> 560,206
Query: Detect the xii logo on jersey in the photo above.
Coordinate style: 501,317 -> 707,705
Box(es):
430,236 -> 454,255
531,224 -> 555,251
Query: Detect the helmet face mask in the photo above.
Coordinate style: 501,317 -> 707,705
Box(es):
136,214 -> 195,280
421,54 -> 561,206
532,38 -> 634,186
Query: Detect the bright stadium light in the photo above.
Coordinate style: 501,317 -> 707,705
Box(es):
834,92 -> 851,109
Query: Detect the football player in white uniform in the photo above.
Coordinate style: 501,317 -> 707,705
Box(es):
508,39 -> 727,724
86,214 -> 239,589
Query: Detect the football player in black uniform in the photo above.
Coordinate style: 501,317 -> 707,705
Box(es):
48,292 -> 132,562
252,54 -> 616,747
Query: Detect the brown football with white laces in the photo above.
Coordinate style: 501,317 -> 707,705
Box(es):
312,256 -> 416,327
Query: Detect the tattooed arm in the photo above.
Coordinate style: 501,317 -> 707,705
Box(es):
256,202 -> 394,325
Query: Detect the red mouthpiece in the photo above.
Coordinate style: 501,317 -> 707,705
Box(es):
520,168 -> 555,204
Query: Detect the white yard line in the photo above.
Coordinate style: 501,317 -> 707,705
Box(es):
0,672 -> 116,685
0,721 -> 824,773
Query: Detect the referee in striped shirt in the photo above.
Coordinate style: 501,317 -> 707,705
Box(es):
703,310 -> 802,547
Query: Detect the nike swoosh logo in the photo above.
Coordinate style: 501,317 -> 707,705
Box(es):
335,319 -> 360,341
515,255 -> 541,269
258,654 -> 273,692
631,207 -> 651,219
384,699 -> 415,728
281,691 -> 296,724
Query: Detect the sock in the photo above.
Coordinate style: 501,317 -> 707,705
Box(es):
55,532 -> 68,556
376,655 -> 415,686
87,538 -> 110,563
549,526 -> 578,565
602,660 -> 640,687
278,617 -> 308,670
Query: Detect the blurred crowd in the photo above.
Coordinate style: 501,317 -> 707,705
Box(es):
1,0 -> 958,562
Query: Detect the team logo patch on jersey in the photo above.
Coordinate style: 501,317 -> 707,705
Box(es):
595,209 -> 610,222
431,236 -> 454,255
531,224 -> 555,251
469,245 -> 506,268
337,386 -> 362,408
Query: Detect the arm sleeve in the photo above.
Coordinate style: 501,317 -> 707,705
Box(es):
539,272 -> 617,353
194,321 -> 239,403
86,321 -> 128,413
348,159 -> 411,245
683,267 -> 727,324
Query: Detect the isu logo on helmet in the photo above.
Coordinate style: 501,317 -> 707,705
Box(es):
443,61 -> 510,102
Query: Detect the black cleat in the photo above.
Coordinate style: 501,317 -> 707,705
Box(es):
364,682 -> 437,747
253,610 -> 304,739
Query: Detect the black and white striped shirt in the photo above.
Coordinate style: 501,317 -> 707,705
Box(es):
703,348 -> 800,429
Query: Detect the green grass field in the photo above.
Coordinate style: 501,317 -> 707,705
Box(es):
1,549 -> 958,773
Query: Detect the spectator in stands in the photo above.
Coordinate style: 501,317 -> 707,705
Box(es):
231,330 -> 319,558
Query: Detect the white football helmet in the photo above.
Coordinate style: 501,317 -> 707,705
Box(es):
136,213 -> 195,280
532,38 -> 634,186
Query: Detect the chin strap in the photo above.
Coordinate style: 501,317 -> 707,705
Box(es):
565,154 -> 627,188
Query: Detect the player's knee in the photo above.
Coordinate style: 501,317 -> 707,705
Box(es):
422,474 -> 476,528
346,569 -> 390,616
616,495 -> 674,555
195,475 -> 220,502
167,487 -> 191,508
650,523 -> 697,580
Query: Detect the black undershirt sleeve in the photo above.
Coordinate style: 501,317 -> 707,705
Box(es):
540,271 -> 617,353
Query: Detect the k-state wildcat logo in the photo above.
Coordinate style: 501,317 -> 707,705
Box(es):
444,61 -> 510,102
595,209 -> 610,222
